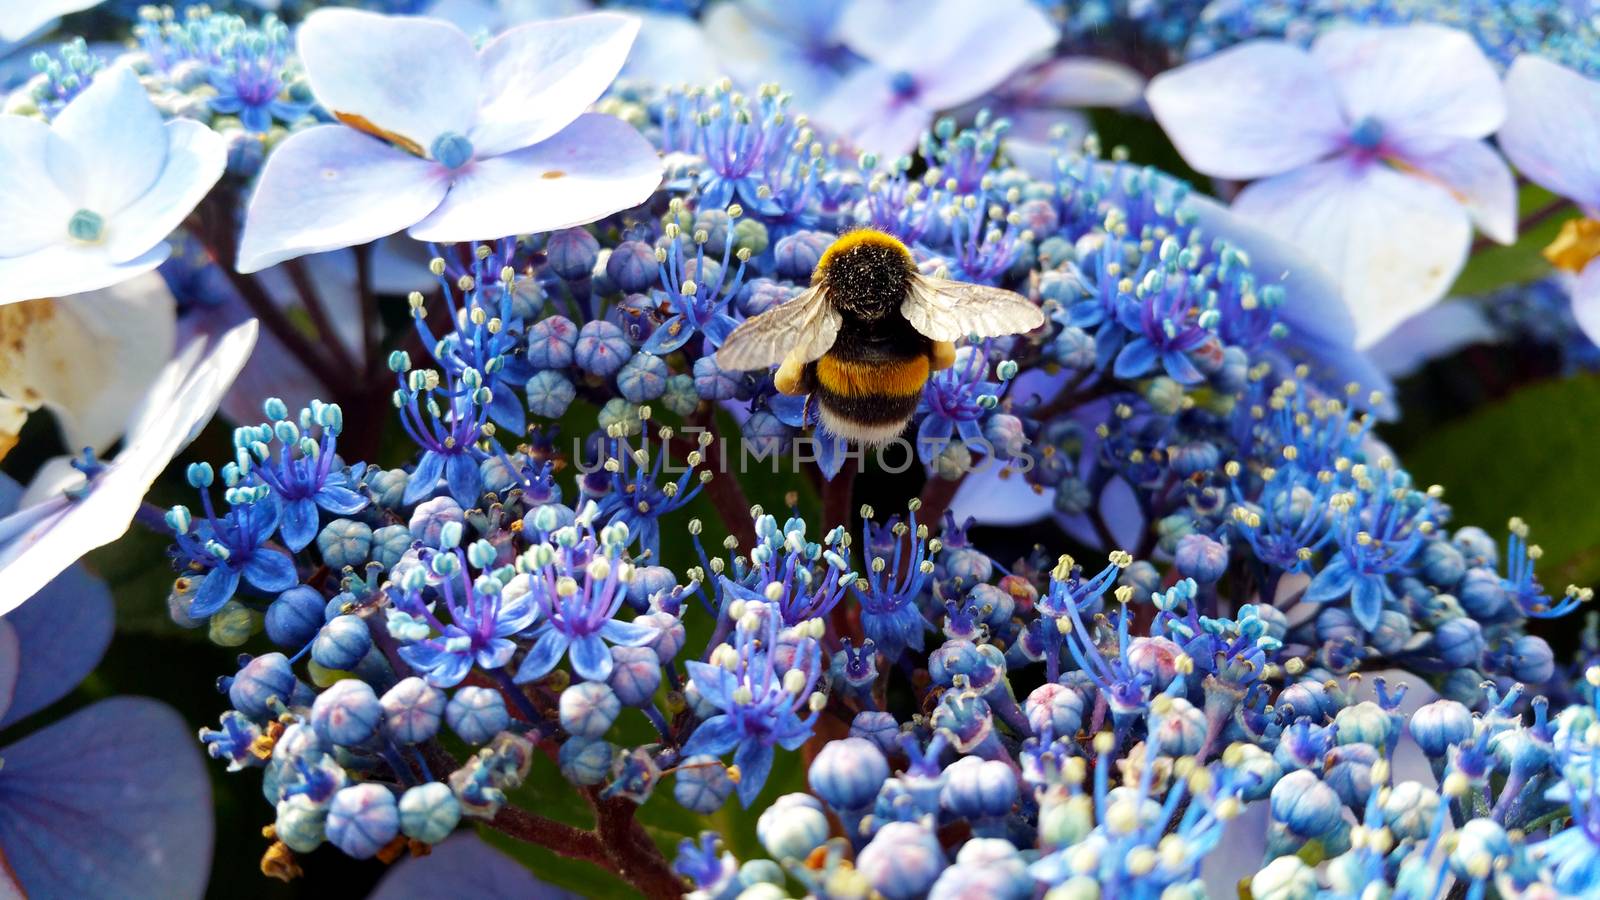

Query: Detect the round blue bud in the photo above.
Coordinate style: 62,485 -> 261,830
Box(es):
325,783 -> 399,859
446,686 -> 509,745
1315,605 -> 1362,645
381,677 -> 446,744
311,679 -> 383,747
1449,818 -> 1510,880
809,737 -> 889,812
739,859 -> 784,890
1333,702 -> 1390,748
1457,567 -> 1508,619
324,592 -> 355,622
229,652 -> 297,720
1275,680 -> 1328,721
1168,441 -> 1220,477
849,710 -> 901,754
1369,609 -> 1413,656
673,754 -> 734,813
1509,634 -> 1555,684
625,566 -> 676,610
1409,699 -> 1473,757
366,469 -> 408,509
546,228 -> 600,281
574,320 -> 631,377
617,352 -> 669,403
661,374 -> 699,416
525,370 -> 576,419
312,615 -> 372,671
1451,526 -> 1499,568
479,455 -> 520,495
692,355 -> 739,400
398,782 -> 461,844
738,278 -> 793,317
274,798 -> 326,853
316,518 -> 372,571
1026,682 -> 1085,739
605,240 -> 657,293
559,682 -> 621,739
1418,540 -> 1467,588
773,231 -> 832,280
606,645 -> 662,707
855,822 -> 947,900
266,586 -> 325,648
939,756 -> 1018,820
1270,770 -> 1342,838
558,736 -> 614,785
526,316 -> 579,369
1435,617 -> 1486,668
756,793 -> 830,861
1174,533 -> 1229,583
409,496 -> 465,547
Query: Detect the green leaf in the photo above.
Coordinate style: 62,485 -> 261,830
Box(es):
1397,374 -> 1600,590
1448,186 -> 1570,297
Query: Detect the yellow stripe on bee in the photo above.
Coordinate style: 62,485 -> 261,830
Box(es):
814,228 -> 912,282
816,353 -> 929,398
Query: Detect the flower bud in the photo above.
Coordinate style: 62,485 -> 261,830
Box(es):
560,681 -> 621,739
446,686 -> 510,745
756,793 -> 829,860
325,783 -> 399,859
381,677 -> 446,744
311,615 -> 371,671
809,737 -> 889,812
311,679 -> 383,747
398,782 -> 461,844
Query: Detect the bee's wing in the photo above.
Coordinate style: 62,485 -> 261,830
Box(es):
900,273 -> 1045,342
714,285 -> 841,370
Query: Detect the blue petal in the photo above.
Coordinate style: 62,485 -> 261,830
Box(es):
371,833 -> 579,900
1161,348 -> 1204,385
815,430 -> 846,481
445,453 -> 481,507
404,451 -> 445,504
1305,557 -> 1356,604
0,698 -> 212,899
313,484 -> 370,516
598,618 -> 658,647
702,313 -> 739,347
486,386 -> 526,433
513,627 -> 569,683
0,563 -> 113,729
242,549 -> 299,592
280,497 -> 319,552
642,315 -> 692,354
1113,337 -> 1158,379
734,741 -> 774,807
569,633 -> 614,682
681,714 -> 741,758
1350,575 -> 1390,632
189,566 -> 241,618
685,661 -> 733,709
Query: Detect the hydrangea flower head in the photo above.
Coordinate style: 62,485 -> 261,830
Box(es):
0,66 -> 227,303
236,9 -> 663,273
1147,24 -> 1515,346
815,0 -> 1060,155
1498,54 -> 1600,348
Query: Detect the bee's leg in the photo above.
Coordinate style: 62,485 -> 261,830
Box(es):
774,352 -> 806,395
930,340 -> 957,371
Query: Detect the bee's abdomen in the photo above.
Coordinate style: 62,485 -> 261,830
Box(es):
809,352 -> 929,446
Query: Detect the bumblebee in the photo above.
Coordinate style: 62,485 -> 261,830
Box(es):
715,228 -> 1043,446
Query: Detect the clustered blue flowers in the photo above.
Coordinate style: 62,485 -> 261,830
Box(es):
3,2 -> 1600,899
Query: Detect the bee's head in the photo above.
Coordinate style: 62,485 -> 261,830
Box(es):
815,229 -> 916,320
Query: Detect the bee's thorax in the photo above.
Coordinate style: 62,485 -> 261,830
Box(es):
815,229 -> 917,322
